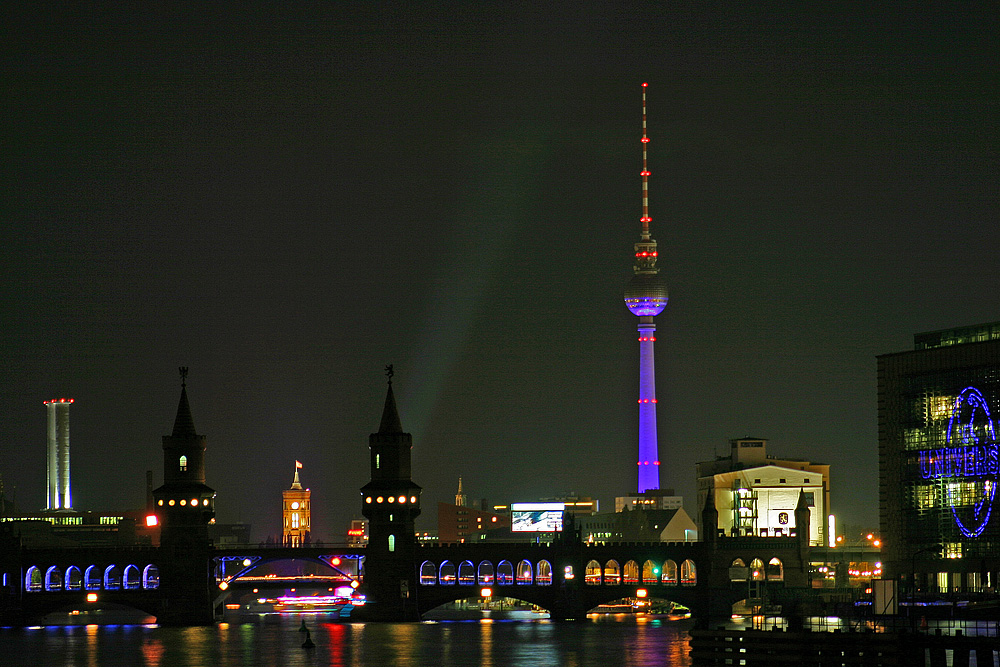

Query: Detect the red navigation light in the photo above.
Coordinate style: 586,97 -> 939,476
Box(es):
641,170 -> 650,176
641,137 -> 649,143
642,82 -> 648,87
332,557 -> 341,565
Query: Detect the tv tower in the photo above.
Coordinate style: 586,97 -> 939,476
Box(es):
623,83 -> 668,493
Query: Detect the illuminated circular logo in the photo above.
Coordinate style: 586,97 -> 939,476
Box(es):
944,387 -> 999,537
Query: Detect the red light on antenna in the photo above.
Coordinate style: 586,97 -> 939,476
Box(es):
642,82 -> 648,87
641,137 -> 649,143
641,170 -> 650,176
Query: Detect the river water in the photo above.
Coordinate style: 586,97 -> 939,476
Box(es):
0,612 -> 695,667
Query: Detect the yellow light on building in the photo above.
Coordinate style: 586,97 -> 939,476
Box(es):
480,588 -> 492,598
86,593 -> 98,602
636,589 -> 648,598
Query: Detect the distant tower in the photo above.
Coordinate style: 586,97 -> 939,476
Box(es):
153,368 -> 216,534
44,398 -> 74,510
359,366 -> 422,620
623,83 -> 668,494
282,461 -> 311,546
455,477 -> 466,507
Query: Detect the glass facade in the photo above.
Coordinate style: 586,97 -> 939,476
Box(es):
879,323 -> 1000,590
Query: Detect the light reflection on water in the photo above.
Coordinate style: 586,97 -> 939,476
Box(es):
1,613 -> 694,667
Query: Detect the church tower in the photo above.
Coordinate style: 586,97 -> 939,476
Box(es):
359,366 -> 422,619
282,462 -> 311,546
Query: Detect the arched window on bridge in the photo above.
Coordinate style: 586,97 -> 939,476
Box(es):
585,560 -> 602,586
124,565 -> 141,590
641,560 -> 659,584
25,566 -> 42,592
439,560 -> 456,585
749,558 -> 765,581
497,560 -> 514,585
623,560 -> 639,584
680,559 -> 697,586
179,455 -> 187,472
535,560 -> 552,586
536,560 -> 553,586
84,565 -> 101,591
662,560 -> 678,585
729,558 -> 748,581
104,564 -> 122,590
767,557 -> 783,582
603,560 -> 621,585
458,560 -> 475,586
65,565 -> 82,591
516,560 -> 532,585
143,565 -> 160,590
420,561 -> 437,585
478,561 -> 494,586
45,566 -> 63,592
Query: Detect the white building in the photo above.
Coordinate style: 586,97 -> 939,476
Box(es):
696,437 -> 830,546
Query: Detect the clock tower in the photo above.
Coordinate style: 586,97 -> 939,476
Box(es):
282,462 -> 311,546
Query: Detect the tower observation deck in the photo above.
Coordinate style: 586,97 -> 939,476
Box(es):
623,83 -> 668,494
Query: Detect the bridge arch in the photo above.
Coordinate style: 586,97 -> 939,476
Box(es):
585,559 -> 601,585
44,566 -> 63,592
457,560 -> 475,585
515,560 -> 532,585
623,560 -> 639,584
65,565 -> 82,591
641,559 -> 659,583
680,559 -> 696,585
603,560 -> 621,585
439,560 -> 456,585
497,560 -> 514,585
477,561 -> 494,585
143,564 -> 160,589
767,557 -> 783,582
662,559 -> 678,584
84,565 -> 101,590
536,560 -> 552,585
123,564 -> 141,590
749,558 -> 765,581
104,564 -> 122,590
25,566 -> 42,592
420,560 -> 436,585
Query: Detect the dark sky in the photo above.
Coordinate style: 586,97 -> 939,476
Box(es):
3,4 -> 997,540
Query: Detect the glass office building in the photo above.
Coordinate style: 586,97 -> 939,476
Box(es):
878,322 -> 1000,593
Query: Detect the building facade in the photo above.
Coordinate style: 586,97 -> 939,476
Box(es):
696,438 -> 829,546
878,322 -> 1000,592
44,398 -> 73,510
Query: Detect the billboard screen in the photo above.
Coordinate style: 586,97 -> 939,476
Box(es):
511,503 -> 564,532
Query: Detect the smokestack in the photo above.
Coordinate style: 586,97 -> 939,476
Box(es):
44,398 -> 73,510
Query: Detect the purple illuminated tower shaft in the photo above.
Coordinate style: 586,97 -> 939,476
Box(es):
636,319 -> 659,491
624,83 -> 668,494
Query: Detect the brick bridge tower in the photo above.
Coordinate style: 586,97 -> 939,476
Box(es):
357,366 -> 422,620
152,368 -> 216,625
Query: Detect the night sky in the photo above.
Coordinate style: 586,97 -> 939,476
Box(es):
3,5 -> 997,541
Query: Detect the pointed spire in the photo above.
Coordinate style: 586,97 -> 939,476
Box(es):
796,489 -> 810,511
291,463 -> 303,490
378,367 -> 403,434
455,477 -> 466,507
172,367 -> 197,437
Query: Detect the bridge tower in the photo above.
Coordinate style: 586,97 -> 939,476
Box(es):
358,367 -> 422,620
152,368 -> 216,625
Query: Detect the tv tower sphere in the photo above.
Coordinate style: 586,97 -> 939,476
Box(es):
625,272 -> 668,317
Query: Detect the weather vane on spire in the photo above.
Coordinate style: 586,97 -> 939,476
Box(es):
385,364 -> 394,383
179,367 -> 189,387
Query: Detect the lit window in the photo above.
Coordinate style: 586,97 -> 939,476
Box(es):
365,497 -> 372,504
168,500 -> 175,506
292,513 -> 299,529
398,496 -> 406,503
180,499 -> 186,506
388,496 -> 395,503
179,455 -> 188,472
377,497 -> 383,503
410,496 -> 417,503
157,500 -> 163,506
375,454 -> 380,469
388,535 -> 395,552
191,499 -> 198,506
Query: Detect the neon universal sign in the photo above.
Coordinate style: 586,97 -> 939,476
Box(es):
918,387 -> 999,537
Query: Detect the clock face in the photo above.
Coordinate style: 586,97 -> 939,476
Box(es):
291,502 -> 300,510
